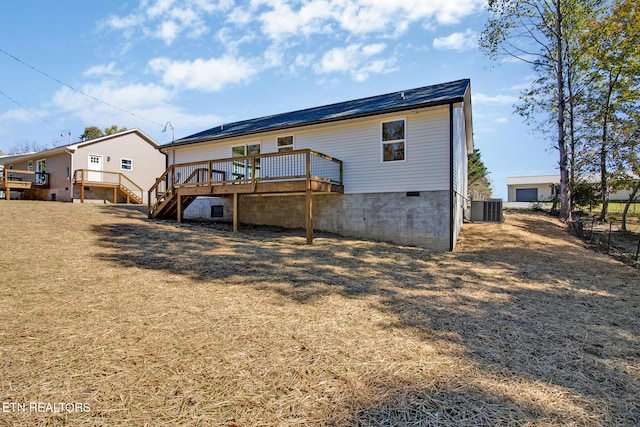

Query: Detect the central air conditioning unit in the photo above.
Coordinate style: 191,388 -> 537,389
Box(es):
471,199 -> 503,223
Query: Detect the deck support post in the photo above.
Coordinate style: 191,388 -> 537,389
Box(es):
233,192 -> 239,232
305,189 -> 313,245
177,192 -> 183,223
3,170 -> 8,200
80,171 -> 85,203
113,187 -> 117,204
305,150 -> 313,245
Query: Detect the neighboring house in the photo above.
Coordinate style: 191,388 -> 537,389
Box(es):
506,174 -> 638,208
1,129 -> 166,203
506,175 -> 560,207
150,79 -> 474,251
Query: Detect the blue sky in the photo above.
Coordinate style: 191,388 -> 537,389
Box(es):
0,0 -> 558,199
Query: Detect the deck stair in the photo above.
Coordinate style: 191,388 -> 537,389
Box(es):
73,169 -> 144,204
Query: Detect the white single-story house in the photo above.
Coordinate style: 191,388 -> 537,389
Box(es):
1,129 -> 166,203
150,79 -> 473,251
506,175 -> 560,208
506,174 -> 638,208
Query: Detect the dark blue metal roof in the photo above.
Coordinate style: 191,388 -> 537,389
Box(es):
166,79 -> 470,147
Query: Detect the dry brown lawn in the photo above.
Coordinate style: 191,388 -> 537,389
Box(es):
0,201 -> 638,426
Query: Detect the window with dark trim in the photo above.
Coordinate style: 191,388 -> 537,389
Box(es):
277,135 -> 294,152
381,119 -> 405,162
121,158 -> 133,171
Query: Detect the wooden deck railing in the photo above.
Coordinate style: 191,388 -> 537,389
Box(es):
1,169 -> 50,200
1,169 -> 49,187
73,169 -> 144,203
148,149 -> 343,216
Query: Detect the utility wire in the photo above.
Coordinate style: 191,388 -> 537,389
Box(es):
0,88 -> 69,135
0,46 -> 165,128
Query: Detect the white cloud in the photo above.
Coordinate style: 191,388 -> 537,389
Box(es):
1,108 -> 46,123
291,53 -> 315,73
249,0 -> 486,41
46,80 -> 179,134
318,45 -> 359,73
474,93 -> 520,105
148,56 -> 258,91
433,29 -> 478,51
106,0 -> 234,45
144,0 -> 176,18
315,43 -> 395,81
156,20 -> 180,44
255,0 -> 334,41
52,81 -> 172,113
83,62 -> 121,78
102,0 -> 488,88
106,13 -> 144,30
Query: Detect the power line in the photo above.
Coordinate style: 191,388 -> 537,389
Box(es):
0,46 -> 165,129
0,88 -> 68,135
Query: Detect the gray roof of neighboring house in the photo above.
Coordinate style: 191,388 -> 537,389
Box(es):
507,175 -> 561,185
164,79 -> 471,148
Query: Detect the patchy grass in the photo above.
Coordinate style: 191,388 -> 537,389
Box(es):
0,201 -> 638,426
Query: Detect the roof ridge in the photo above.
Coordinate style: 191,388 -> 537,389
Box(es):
168,79 -> 470,147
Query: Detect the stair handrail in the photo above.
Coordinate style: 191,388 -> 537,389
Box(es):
149,164 -> 175,215
118,173 -> 144,203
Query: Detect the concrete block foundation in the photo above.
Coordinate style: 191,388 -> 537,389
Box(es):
184,191 -> 453,251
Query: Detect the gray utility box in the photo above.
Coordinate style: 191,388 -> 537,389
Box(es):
471,199 -> 503,222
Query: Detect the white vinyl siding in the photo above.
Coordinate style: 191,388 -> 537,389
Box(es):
452,105 -> 468,198
171,106 -> 451,194
74,131 -> 166,203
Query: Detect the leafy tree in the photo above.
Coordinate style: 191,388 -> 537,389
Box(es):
572,180 -> 601,211
614,107 -> 640,231
581,0 -> 640,220
468,148 -> 492,199
81,125 -> 128,140
104,125 -> 128,135
479,0 -> 594,219
81,126 -> 104,141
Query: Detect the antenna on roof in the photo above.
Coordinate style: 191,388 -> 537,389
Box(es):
400,91 -> 405,100
60,130 -> 71,145
163,121 -> 175,143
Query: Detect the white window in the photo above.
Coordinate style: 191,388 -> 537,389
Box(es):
381,119 -> 405,162
27,161 -> 33,171
36,159 -> 47,185
277,135 -> 294,152
232,144 -> 260,180
121,158 -> 133,171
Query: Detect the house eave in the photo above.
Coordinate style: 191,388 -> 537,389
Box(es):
160,97 -> 465,152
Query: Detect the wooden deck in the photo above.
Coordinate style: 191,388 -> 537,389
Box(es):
148,149 -> 344,244
0,169 -> 49,200
73,170 -> 144,204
